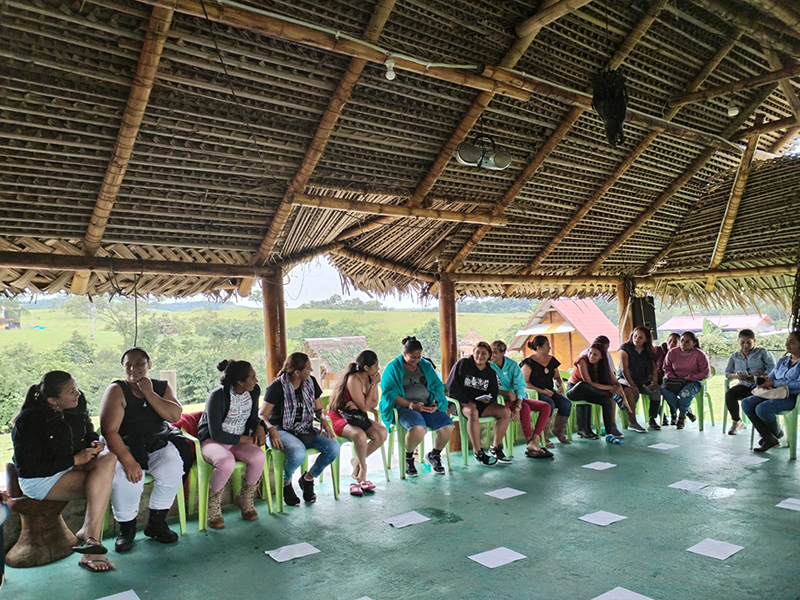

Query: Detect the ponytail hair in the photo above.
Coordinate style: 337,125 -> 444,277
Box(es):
527,335 -> 549,351
16,370 -> 73,421
217,359 -> 253,387
329,350 -> 379,413
402,336 -> 423,354
278,352 -> 310,377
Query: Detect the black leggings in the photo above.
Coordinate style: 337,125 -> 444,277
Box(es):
725,383 -> 753,422
566,382 -> 615,432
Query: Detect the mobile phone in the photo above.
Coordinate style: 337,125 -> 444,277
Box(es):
475,394 -> 492,402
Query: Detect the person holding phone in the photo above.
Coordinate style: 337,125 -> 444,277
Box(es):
12,371 -> 117,572
446,341 -> 511,466
724,329 -> 776,435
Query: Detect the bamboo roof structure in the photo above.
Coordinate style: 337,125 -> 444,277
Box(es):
1,0 -> 800,304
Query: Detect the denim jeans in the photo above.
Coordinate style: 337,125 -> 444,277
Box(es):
661,381 -> 701,416
271,428 -> 340,483
741,395 -> 797,426
538,391 -> 572,417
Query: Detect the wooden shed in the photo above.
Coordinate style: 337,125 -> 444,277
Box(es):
302,336 -> 369,389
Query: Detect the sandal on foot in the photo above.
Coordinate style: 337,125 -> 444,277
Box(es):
525,448 -> 554,459
73,538 -> 107,555
360,480 -> 376,492
349,483 -> 364,496
78,557 -> 114,573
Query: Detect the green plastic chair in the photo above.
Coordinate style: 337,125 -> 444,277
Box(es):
506,389 -> 545,456
748,401 -> 798,460
386,406 -> 453,478
102,472 -> 187,537
447,396 -> 511,466
692,367 -> 716,431
556,369 -> 603,439
272,444 -> 339,513
181,430 -> 273,531
721,376 -> 752,435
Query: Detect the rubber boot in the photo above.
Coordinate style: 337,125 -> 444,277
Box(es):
552,414 -> 571,444
576,405 -> 596,439
235,480 -> 259,521
602,401 -> 623,437
143,508 -> 178,544
207,490 -> 224,529
115,519 -> 137,553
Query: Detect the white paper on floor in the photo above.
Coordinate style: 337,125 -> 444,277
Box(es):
592,587 -> 655,600
485,487 -> 526,500
579,511 -> 628,527
582,461 -> 617,471
384,510 -> 430,528
95,592 -> 142,600
649,443 -> 678,450
354,597 -> 374,600
735,455 -> 769,465
265,542 -> 320,563
776,498 -> 800,511
593,588 -> 653,600
686,538 -> 744,561
668,479 -> 709,492
467,546 -> 527,568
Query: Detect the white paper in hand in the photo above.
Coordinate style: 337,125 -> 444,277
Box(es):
95,592 -> 142,600
736,455 -> 769,465
484,487 -> 526,500
265,542 -> 320,563
686,538 -> 743,561
776,498 -> 800,511
582,461 -> 617,471
592,587 -> 655,600
384,511 -> 430,528
668,479 -> 709,492
649,443 -> 678,450
579,511 -> 627,527
468,547 -> 527,568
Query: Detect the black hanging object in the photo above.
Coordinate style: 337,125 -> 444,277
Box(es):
592,69 -> 628,148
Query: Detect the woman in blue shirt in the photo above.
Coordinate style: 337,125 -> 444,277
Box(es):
724,329 -> 775,435
742,331 -> 800,452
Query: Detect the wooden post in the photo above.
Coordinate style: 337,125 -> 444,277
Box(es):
262,273 -> 287,381
438,280 -> 459,452
617,283 -> 634,345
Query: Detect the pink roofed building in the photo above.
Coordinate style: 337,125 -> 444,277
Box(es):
659,314 -> 773,335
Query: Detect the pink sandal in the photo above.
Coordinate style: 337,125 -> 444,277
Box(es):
360,480 -> 376,493
349,483 -> 363,496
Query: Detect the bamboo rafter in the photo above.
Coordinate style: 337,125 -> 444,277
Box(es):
740,0 -> 800,36
330,247 -> 436,283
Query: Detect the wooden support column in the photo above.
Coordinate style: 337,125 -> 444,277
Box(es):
438,280 -> 460,452
617,283 -> 634,345
262,272 -> 287,381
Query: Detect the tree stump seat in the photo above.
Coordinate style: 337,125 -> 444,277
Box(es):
5,462 -> 76,568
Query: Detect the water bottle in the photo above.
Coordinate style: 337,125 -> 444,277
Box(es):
613,394 -> 627,411
605,434 -> 622,444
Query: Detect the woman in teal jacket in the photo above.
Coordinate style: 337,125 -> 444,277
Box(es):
380,336 -> 454,477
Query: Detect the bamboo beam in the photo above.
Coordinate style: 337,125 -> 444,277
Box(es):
330,247 -> 436,283
734,115 -> 798,139
741,0 -> 800,36
0,251 -> 272,279
651,264 -> 796,280
262,272 -> 287,381
771,126 -> 800,153
291,193 -> 507,225
71,5 -> 174,295
440,273 -> 625,285
335,0 -> 565,242
706,114 -> 764,291
244,0 -> 396,279
617,283 -> 633,344
515,0 -> 595,37
764,50 -> 800,125
136,0 -> 529,101
275,242 -> 345,273
668,61 -> 800,108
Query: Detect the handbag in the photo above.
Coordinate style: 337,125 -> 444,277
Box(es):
664,377 -> 686,395
752,385 -> 789,399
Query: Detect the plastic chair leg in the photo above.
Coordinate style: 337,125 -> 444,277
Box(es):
231,468 -> 244,498
380,442 -> 390,482
262,450 -> 273,515
176,481 -> 187,536
198,466 -> 210,532
387,430 -> 394,470
188,467 -> 198,515
397,426 -> 407,479
273,451 -> 286,513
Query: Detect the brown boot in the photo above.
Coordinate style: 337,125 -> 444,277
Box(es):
235,481 -> 259,521
207,490 -> 224,529
552,415 -> 571,444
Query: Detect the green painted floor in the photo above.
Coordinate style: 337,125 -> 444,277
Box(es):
6,423 -> 800,600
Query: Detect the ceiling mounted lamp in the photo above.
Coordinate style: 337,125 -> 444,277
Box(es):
455,134 -> 512,170
592,69 -> 628,148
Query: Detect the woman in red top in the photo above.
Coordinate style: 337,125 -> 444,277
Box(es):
327,350 -> 387,496
566,344 -> 625,440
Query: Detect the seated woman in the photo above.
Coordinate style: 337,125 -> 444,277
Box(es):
447,341 -> 511,466
725,329 -> 776,435
566,344 -> 625,440
380,336 -> 454,476
742,331 -> 800,452
618,326 -> 661,433
327,350 -> 388,495
657,333 -> 681,425
260,353 -> 339,506
491,340 -> 552,458
519,335 -> 570,447
197,359 -> 266,529
661,331 -> 710,430
11,371 -> 117,572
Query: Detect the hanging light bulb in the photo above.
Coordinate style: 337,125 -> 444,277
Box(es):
384,58 -> 396,81
727,96 -> 739,117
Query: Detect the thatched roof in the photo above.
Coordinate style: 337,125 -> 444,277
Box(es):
1,0 -> 800,304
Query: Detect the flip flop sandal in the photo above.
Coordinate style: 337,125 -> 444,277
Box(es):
78,558 -> 114,573
360,480 -> 376,493
525,448 -> 555,459
73,538 -> 107,555
349,483 -> 364,496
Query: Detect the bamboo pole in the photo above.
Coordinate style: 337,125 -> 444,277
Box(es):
651,264 -> 796,280
617,283 -> 633,344
741,0 -> 800,35
291,193 -> 507,225
764,50 -> 800,124
515,0 -> 595,37
706,114 -> 764,291
71,5 -> 174,296
771,126 -> 800,153
437,278 -> 461,453
262,273 -> 287,381
734,115 -> 798,139
330,247 -> 437,283
276,242 -> 345,273
669,61 -> 800,108
0,251 -> 271,278
440,273 -> 625,285
244,0 -> 397,281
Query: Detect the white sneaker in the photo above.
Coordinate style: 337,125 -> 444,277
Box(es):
728,420 -> 746,435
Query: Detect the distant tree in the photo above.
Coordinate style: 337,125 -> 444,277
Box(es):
416,319 -> 441,368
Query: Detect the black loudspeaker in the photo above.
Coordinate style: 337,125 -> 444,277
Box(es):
632,295 -> 658,340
